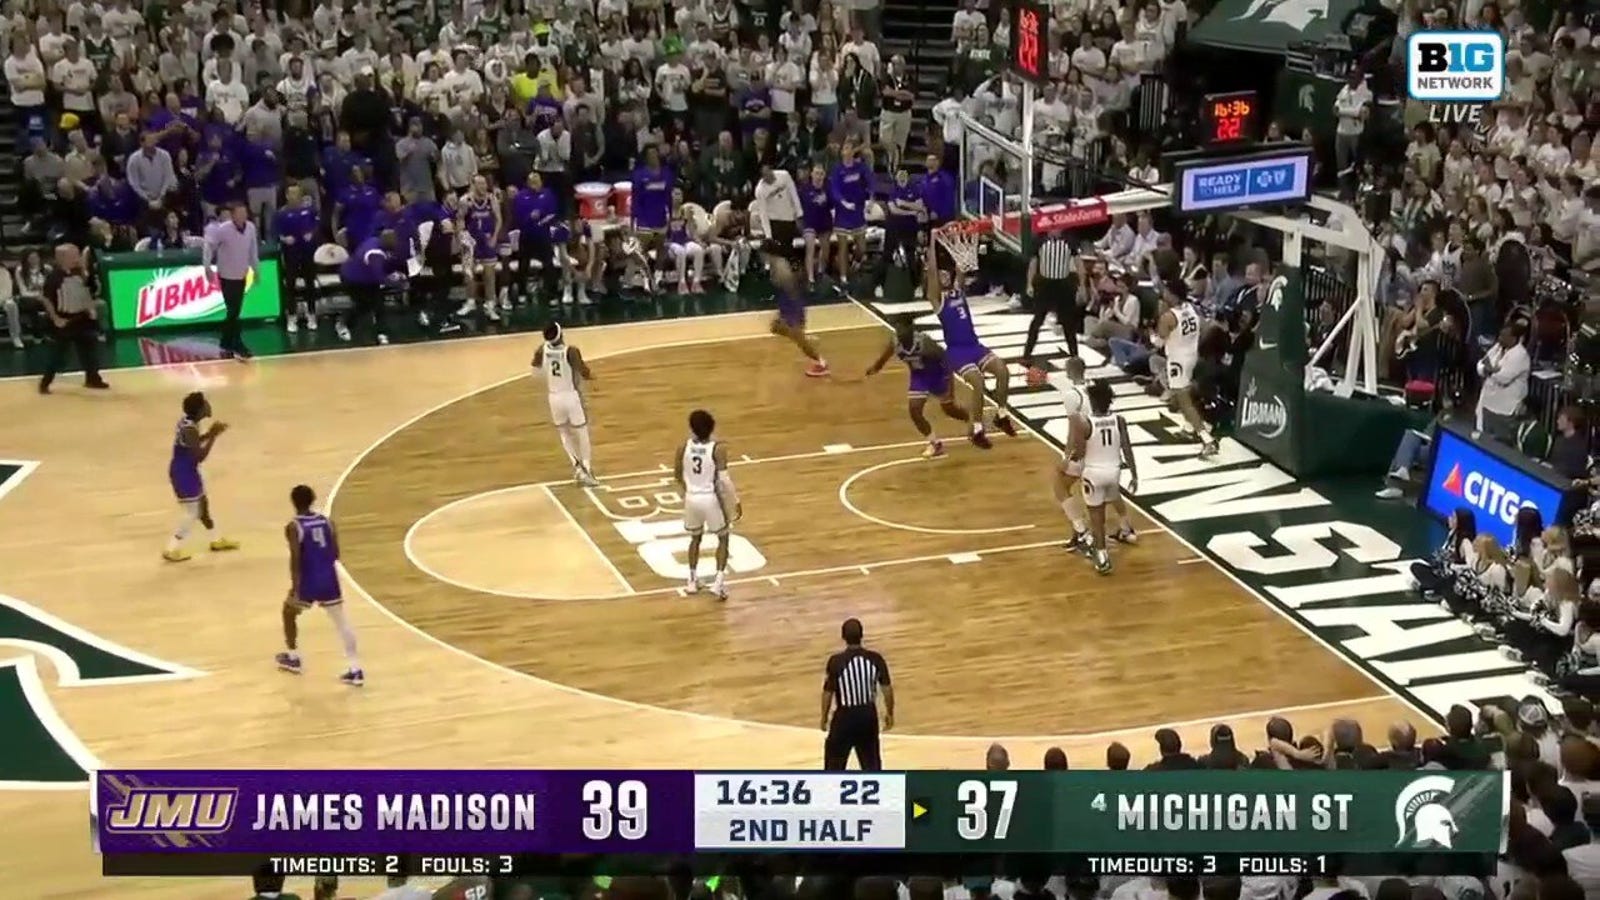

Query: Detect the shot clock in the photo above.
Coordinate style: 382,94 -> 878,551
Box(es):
1201,91 -> 1260,146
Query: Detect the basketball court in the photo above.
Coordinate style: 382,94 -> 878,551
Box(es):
0,303 -> 1422,897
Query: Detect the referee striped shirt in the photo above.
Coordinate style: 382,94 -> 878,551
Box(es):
825,646 -> 891,709
1036,234 -> 1074,279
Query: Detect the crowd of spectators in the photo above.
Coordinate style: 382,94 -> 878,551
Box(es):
0,0 -> 946,345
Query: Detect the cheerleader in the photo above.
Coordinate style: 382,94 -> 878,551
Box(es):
1412,507 -> 1477,595
1505,569 -> 1582,673
665,192 -> 706,293
1513,527 -> 1576,609
1446,533 -> 1510,621
1556,607 -> 1600,695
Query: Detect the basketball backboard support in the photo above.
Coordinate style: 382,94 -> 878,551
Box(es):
959,115 -> 1028,257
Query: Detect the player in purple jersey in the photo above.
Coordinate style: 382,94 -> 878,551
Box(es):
828,140 -> 872,288
163,392 -> 240,562
799,165 -> 833,289
455,175 -> 505,322
665,195 -> 707,293
924,229 -> 1017,449
763,196 -> 829,378
866,316 -> 971,458
277,485 -> 363,686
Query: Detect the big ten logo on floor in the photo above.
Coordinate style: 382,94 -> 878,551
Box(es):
581,477 -> 768,581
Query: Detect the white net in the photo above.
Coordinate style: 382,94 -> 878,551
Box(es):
936,227 -> 984,273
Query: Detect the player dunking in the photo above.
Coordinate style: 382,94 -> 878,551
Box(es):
1077,382 -> 1139,575
276,485 -> 363,685
163,391 -> 240,562
766,225 -> 829,378
532,322 -> 597,486
1154,281 -> 1219,458
673,409 -> 741,600
865,315 -> 969,458
925,230 -> 1016,448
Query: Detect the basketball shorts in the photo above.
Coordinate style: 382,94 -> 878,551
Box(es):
1082,465 -> 1121,508
764,219 -> 800,259
1166,352 -> 1197,391
548,392 -> 587,428
682,493 -> 729,535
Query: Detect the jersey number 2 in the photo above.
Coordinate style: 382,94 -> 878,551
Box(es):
550,360 -> 563,377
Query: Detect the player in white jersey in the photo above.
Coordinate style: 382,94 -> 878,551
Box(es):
1076,381 -> 1139,575
1041,356 -> 1091,548
531,322 -> 598,486
1034,357 -> 1140,550
672,409 -> 741,599
1152,280 -> 1219,458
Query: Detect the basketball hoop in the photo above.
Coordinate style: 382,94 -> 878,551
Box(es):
935,219 -> 992,273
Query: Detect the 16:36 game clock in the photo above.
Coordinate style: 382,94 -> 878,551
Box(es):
1201,91 -> 1260,146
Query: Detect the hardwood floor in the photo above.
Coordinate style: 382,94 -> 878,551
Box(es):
0,307 -> 1414,899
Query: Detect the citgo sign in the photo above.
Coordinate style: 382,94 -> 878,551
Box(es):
105,258 -> 282,332
1420,426 -> 1564,545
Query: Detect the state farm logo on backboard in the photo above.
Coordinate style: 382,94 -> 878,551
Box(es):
135,266 -> 253,328
1032,199 -> 1110,234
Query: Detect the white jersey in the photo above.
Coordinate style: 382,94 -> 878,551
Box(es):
539,343 -> 587,428
1048,373 -> 1086,418
680,438 -> 729,535
1169,302 -> 1201,361
682,439 -> 718,495
542,342 -> 579,395
1084,413 -> 1123,470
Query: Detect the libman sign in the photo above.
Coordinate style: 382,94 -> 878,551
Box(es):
104,258 -> 282,332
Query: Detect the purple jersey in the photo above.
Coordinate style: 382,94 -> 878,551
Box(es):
464,195 -> 498,259
938,288 -> 992,372
800,182 -> 832,234
292,512 -> 342,604
168,418 -> 204,501
897,332 -> 950,397
829,160 -> 871,231
667,216 -> 691,245
631,165 -> 673,230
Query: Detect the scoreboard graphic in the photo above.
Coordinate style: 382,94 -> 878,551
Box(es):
94,769 -> 1507,877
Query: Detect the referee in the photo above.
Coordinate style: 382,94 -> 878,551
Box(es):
1022,227 -> 1082,364
38,244 -> 108,394
821,617 -> 894,772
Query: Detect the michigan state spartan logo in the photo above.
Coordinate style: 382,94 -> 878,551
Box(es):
0,460 -> 201,789
1395,775 -> 1460,848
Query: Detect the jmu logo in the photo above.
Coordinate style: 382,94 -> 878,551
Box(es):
104,788 -> 237,833
1394,775 -> 1459,848
135,266 -> 255,328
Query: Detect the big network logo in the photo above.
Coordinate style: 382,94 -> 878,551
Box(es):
1421,428 -> 1562,544
1406,31 -> 1505,102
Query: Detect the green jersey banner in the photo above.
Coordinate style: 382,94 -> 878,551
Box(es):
105,258 -> 282,333
904,771 -> 1506,856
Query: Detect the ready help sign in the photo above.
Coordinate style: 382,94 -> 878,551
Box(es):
105,256 -> 281,332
